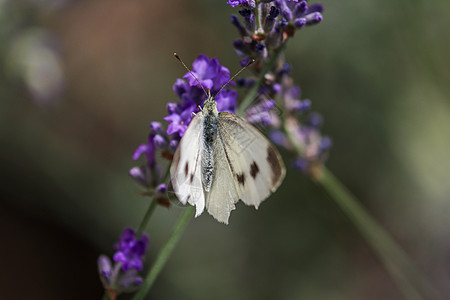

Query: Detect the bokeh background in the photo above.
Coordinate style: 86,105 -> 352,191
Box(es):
1,0 -> 449,299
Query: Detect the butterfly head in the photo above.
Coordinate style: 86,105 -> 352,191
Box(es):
203,92 -> 218,115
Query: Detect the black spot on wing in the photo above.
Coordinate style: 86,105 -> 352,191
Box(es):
267,146 -> 283,185
250,161 -> 260,179
184,162 -> 189,177
186,195 -> 191,202
190,173 -> 195,183
236,173 -> 245,186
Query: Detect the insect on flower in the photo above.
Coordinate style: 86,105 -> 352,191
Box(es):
170,54 -> 285,224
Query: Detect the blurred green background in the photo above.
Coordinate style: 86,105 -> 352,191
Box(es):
1,0 -> 449,299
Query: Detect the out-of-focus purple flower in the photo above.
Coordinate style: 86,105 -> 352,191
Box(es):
282,116 -> 331,174
183,55 -> 231,91
246,99 -> 280,128
113,228 -> 149,272
156,184 -> 168,194
133,135 -> 155,167
228,0 -> 329,175
98,228 -> 149,295
216,89 -> 238,113
275,0 -> 324,27
230,1 -> 324,64
130,122 -> 174,188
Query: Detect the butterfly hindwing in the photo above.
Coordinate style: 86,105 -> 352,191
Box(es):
170,112 -> 205,217
204,132 -> 241,224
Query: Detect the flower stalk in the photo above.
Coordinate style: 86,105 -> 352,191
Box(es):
136,198 -> 157,236
132,206 -> 195,300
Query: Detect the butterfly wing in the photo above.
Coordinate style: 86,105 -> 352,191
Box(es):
204,135 -> 241,224
205,112 -> 285,223
170,112 -> 206,217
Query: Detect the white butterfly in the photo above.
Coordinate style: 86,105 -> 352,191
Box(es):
170,56 -> 285,224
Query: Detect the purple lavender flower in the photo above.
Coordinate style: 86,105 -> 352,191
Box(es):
183,55 -> 231,91
165,55 -> 238,138
130,122 -> 173,188
216,89 -> 238,113
113,228 -> 149,272
275,0 -> 324,26
230,0 -> 324,64
98,228 -> 149,295
227,0 -> 256,9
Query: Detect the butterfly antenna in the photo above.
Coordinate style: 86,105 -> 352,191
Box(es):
214,58 -> 255,99
174,53 -> 209,98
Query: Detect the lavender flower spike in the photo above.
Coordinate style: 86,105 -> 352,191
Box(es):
98,228 -> 149,297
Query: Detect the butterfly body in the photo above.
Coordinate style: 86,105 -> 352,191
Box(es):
170,96 -> 285,224
201,98 -> 219,192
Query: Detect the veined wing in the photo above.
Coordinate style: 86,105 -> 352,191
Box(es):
215,112 -> 285,210
170,112 -> 206,217
204,132 -> 241,224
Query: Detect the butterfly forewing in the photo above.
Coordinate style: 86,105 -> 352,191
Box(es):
170,112 -> 206,217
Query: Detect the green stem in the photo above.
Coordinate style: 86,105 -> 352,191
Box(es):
136,198 -> 157,236
237,41 -> 287,116
101,293 -> 110,300
255,1 -> 263,32
132,206 -> 195,300
317,167 -> 439,300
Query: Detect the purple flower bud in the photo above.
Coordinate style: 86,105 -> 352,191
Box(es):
240,57 -> 254,67
173,79 -> 189,99
150,121 -> 163,132
273,83 -> 282,94
305,12 -> 322,25
298,99 -> 311,111
264,6 -> 280,32
309,112 -> 323,128
293,157 -> 309,171
227,0 -> 255,8
282,9 -> 292,21
132,144 -> 149,161
255,42 -> 266,53
307,3 -> 324,14
278,18 -> 289,28
156,184 -> 167,194
319,136 -> 332,151
129,166 -> 147,186
227,0 -> 242,8
278,62 -> 291,76
294,17 -> 306,28
239,9 -> 252,18
230,14 -> 247,36
169,139 -> 179,151
239,9 -> 256,31
293,1 -> 307,17
118,269 -> 143,288
167,102 -> 178,114
154,134 -> 167,148
270,130 -> 290,148
98,255 -> 113,282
